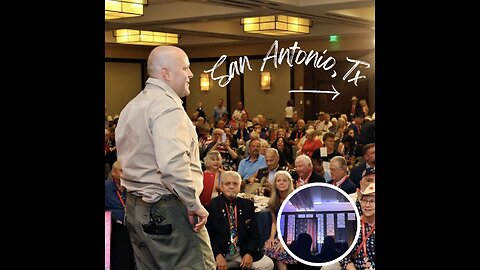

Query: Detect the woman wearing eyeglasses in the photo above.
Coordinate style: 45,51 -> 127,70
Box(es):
340,183 -> 375,270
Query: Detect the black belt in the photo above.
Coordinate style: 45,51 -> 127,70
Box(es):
127,193 -> 176,206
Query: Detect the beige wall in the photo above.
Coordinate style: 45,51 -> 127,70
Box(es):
293,64 -> 305,119
244,59 -> 291,124
105,36 -> 375,59
186,62 -> 227,123
105,62 -> 143,117
106,43 -> 152,59
105,36 -> 375,121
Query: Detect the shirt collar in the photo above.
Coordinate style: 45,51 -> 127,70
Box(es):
300,170 -> 313,183
221,194 -> 237,206
246,154 -> 260,162
269,165 -> 279,172
334,175 -> 349,187
145,77 -> 183,108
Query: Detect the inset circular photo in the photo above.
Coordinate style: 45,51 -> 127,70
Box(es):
277,183 -> 361,267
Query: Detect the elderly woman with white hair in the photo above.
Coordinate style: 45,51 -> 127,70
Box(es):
334,117 -> 347,141
299,128 -> 322,158
328,117 -> 338,133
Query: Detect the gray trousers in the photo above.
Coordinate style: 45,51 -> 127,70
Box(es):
126,194 -> 216,270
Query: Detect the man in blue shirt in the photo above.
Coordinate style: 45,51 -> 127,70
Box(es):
238,138 -> 267,191
213,98 -> 228,123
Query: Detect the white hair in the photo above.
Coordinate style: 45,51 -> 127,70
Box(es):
295,154 -> 312,167
222,171 -> 242,184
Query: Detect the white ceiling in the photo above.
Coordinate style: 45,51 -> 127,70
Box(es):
105,0 -> 375,47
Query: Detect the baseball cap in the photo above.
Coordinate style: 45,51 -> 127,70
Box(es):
361,167 -> 375,178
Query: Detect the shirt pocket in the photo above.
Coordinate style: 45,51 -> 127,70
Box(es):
187,138 -> 196,157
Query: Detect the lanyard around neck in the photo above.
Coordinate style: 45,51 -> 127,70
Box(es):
354,216 -> 375,259
116,189 -> 126,208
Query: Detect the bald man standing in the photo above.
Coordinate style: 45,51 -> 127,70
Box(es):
115,46 -> 215,270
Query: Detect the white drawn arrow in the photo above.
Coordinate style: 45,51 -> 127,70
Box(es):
289,85 -> 340,100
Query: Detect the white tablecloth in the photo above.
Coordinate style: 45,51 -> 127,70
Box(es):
237,193 -> 269,212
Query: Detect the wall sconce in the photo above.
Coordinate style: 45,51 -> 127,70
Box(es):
260,71 -> 271,91
105,0 -> 148,20
200,73 -> 210,91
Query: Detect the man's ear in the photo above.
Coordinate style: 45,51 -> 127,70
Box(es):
160,67 -> 170,80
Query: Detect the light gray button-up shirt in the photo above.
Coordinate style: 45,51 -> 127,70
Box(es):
115,78 -> 203,212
